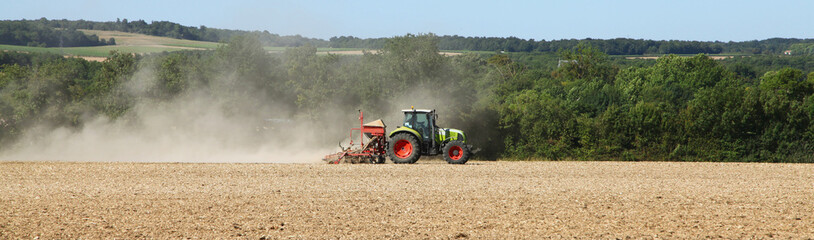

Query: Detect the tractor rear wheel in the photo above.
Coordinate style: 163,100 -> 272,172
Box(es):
443,141 -> 469,164
388,133 -> 420,164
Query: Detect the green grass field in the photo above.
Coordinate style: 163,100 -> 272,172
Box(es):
163,42 -> 221,49
0,44 -> 205,57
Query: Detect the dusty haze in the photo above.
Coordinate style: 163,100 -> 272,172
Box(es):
0,62 -> 337,163
0,55 -> 462,163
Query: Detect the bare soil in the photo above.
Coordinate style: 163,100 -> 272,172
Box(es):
1,161 -> 812,239
70,56 -> 107,62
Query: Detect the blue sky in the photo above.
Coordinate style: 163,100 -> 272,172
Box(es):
2,0 -> 812,41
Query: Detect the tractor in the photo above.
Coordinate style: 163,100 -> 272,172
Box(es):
323,108 -> 474,164
388,108 -> 473,164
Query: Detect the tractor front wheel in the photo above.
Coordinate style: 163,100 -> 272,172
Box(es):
388,133 -> 420,164
443,141 -> 469,164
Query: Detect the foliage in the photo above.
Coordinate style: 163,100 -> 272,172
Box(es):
0,19 -> 114,47
494,50 -> 814,162
789,43 -> 814,55
2,31 -> 814,162
552,43 -> 618,81
616,54 -> 731,107
719,55 -> 814,77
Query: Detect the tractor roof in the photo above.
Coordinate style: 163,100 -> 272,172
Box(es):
402,109 -> 434,113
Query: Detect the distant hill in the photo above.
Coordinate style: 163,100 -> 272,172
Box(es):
3,18 -> 814,56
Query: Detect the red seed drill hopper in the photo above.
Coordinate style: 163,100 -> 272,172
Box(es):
323,111 -> 387,164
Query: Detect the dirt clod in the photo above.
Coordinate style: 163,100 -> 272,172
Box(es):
454,232 -> 469,238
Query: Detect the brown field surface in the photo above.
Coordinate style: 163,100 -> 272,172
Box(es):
70,56 -> 108,62
1,161 -> 813,239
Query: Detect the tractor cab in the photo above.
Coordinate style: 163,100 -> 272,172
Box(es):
402,109 -> 436,147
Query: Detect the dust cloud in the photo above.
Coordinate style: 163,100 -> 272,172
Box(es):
0,84 -> 455,163
0,64 -> 333,163
0,50 -> 474,163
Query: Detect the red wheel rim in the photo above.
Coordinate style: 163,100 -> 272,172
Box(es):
448,145 -> 463,160
394,139 -> 413,159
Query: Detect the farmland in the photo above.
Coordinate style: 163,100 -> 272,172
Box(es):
0,29 -> 465,60
0,30 -> 220,57
0,30 -> 395,60
1,161 -> 812,238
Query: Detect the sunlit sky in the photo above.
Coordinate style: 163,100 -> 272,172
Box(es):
3,0 -> 812,41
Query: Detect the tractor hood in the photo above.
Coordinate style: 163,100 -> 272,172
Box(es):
437,128 -> 466,143
390,126 -> 466,143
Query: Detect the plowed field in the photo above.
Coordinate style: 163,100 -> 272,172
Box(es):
2,161 -> 813,239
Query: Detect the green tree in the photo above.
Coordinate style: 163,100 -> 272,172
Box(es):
616,54 -> 731,107
380,33 -> 445,86
499,89 -> 579,159
486,54 -> 524,81
759,68 -> 812,100
89,51 -> 138,119
552,43 -> 617,81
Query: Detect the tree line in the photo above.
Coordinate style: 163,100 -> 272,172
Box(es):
336,36 -> 814,55
0,19 -> 114,47
495,45 -> 814,162
6,19 -> 814,56
1,33 -> 813,162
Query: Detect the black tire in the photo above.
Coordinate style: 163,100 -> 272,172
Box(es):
375,154 -> 386,164
388,133 -> 421,164
443,141 -> 469,164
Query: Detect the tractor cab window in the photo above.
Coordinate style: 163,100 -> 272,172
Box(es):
404,112 -> 431,140
403,113 -> 415,129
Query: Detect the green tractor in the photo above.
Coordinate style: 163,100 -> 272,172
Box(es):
387,108 -> 474,164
